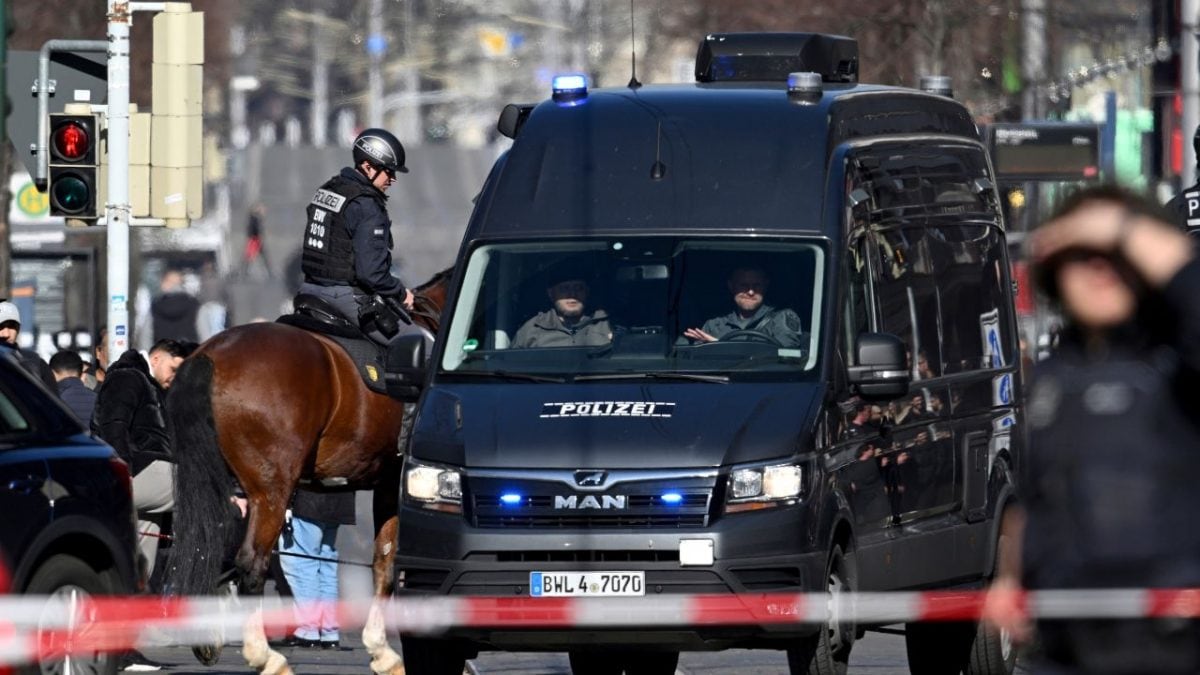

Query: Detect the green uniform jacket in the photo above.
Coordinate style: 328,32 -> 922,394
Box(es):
513,309 -> 612,348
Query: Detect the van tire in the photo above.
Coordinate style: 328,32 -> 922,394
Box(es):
904,620 -> 976,675
401,636 -> 467,675
20,554 -> 118,675
966,621 -> 1017,675
786,543 -> 856,675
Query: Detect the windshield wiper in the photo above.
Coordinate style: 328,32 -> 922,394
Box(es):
448,370 -> 567,383
573,371 -> 730,383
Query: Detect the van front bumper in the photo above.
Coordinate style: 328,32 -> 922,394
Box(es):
394,501 -> 827,651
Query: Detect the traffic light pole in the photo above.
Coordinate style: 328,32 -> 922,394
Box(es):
106,0 -> 133,361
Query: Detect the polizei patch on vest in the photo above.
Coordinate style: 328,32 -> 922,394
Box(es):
311,188 -> 348,212
540,401 -> 675,418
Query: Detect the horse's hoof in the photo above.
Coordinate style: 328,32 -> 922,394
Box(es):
192,644 -> 223,666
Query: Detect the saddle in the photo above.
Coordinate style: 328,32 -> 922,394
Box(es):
277,294 -> 413,398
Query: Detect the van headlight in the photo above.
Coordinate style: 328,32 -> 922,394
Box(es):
404,459 -> 463,514
725,462 -> 803,513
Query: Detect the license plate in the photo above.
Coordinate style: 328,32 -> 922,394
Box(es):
529,571 -> 645,597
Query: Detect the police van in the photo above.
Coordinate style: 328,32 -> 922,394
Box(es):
392,33 -> 1023,675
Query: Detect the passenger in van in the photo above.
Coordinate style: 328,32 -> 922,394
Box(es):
511,273 -> 613,348
681,267 -> 804,347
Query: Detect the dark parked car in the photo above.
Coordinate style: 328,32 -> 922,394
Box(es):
0,346 -> 138,675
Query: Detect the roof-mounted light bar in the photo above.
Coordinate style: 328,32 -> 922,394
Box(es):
787,72 -> 823,104
695,32 -> 859,84
552,74 -> 588,106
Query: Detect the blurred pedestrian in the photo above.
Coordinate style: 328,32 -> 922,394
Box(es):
0,300 -> 56,391
50,350 -> 96,424
1165,127 -> 1200,235
151,269 -> 200,343
277,489 -> 355,649
983,185 -> 1200,674
82,326 -> 109,389
241,203 -> 273,279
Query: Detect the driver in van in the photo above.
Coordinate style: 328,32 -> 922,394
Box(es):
682,266 -> 805,347
512,269 -> 613,348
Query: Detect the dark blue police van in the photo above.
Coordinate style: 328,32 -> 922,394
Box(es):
394,33 -> 1023,675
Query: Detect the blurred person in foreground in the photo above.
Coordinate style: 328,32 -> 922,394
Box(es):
983,185 -> 1200,674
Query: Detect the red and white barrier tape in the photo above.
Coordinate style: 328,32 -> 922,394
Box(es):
1,589 -> 1200,666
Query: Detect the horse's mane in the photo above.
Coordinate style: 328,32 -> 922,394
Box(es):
413,266 -> 454,293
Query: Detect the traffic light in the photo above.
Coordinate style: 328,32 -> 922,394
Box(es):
48,113 -> 99,218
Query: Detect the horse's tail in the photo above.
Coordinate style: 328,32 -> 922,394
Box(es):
165,354 -> 236,596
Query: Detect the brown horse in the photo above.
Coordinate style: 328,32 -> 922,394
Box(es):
166,268 -> 452,675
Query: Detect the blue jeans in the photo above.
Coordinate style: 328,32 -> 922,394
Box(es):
278,516 -> 341,642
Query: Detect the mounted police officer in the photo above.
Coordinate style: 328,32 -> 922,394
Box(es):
296,128 -> 417,345
1165,126 -> 1200,235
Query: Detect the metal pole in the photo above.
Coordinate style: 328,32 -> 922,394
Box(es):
106,0 -> 132,361
1183,0 -> 1199,186
1102,90 -> 1118,180
367,0 -> 382,128
1021,0 -> 1046,120
311,9 -> 328,146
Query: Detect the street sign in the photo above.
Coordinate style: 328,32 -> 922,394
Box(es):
6,50 -> 108,179
984,122 -> 1102,182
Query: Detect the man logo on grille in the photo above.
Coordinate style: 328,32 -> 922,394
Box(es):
574,470 -> 607,487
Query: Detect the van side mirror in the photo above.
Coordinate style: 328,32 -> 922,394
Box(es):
847,332 -> 910,399
385,334 -> 428,402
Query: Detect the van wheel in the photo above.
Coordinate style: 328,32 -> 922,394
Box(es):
965,621 -> 1017,675
786,543 -> 856,675
905,621 -> 977,675
21,554 -> 118,675
401,636 -> 467,675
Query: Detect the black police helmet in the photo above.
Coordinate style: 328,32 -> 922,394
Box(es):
353,128 -> 408,174
1193,125 -> 1200,159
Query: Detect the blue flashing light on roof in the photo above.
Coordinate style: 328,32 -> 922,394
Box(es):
660,492 -> 683,505
552,74 -> 588,106
500,493 -> 523,506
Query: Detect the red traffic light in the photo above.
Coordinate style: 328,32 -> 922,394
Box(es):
52,120 -> 91,161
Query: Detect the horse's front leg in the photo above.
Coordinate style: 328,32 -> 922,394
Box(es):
364,480 -> 405,675
239,498 -> 293,675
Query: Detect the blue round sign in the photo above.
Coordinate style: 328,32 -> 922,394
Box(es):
366,34 -> 388,56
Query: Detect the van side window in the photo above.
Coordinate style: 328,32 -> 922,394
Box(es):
928,224 -> 1013,372
866,227 -> 941,380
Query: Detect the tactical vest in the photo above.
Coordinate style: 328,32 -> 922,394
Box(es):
301,173 -> 385,285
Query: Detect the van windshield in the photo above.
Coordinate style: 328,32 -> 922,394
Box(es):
439,238 -> 825,380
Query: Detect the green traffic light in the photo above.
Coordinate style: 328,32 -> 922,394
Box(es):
51,174 -> 91,214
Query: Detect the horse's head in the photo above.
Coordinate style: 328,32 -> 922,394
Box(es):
410,266 -> 453,334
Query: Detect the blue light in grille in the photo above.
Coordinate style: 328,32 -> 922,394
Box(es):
660,492 -> 683,505
500,493 -> 523,506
